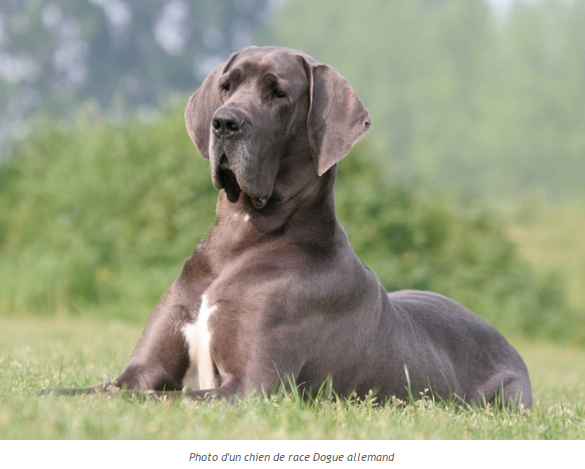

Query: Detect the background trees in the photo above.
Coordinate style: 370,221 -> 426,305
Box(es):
267,0 -> 585,200
0,0 -> 270,135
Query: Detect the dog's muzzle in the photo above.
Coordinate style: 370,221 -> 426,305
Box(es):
215,152 -> 271,210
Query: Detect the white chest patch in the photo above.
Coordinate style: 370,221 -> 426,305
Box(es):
182,294 -> 218,390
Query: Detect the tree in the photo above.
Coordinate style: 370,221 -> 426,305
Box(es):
266,0 -> 585,200
0,0 -> 270,143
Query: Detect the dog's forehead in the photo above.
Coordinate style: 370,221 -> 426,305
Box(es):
228,47 -> 310,84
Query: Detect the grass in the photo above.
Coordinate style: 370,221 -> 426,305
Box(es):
1,316 -> 584,439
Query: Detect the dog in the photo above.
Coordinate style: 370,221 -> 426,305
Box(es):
47,46 -> 532,408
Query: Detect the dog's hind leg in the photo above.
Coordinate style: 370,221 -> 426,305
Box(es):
499,376 -> 533,410
475,372 -> 533,410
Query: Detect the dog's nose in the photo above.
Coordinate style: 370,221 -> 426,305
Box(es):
212,108 -> 245,137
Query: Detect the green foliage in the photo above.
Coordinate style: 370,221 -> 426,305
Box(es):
0,101 -> 572,340
0,101 -> 217,321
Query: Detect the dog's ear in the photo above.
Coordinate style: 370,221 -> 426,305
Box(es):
185,52 -> 240,159
302,60 -> 371,176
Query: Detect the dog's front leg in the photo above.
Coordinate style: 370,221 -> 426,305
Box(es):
107,378 -> 242,402
113,302 -> 193,391
43,300 -> 195,395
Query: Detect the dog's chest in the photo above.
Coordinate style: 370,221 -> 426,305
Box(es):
181,294 -> 218,390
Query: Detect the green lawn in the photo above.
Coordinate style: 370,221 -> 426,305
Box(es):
1,316 -> 584,439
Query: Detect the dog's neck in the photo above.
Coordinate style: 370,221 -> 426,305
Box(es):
209,163 -> 338,261
198,168 -> 338,273
215,166 -> 337,233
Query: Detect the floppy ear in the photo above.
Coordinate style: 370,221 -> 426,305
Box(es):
185,52 -> 240,158
303,61 -> 371,176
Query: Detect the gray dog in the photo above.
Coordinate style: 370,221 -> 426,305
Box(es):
49,46 -> 532,408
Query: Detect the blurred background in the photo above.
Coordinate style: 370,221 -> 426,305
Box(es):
0,0 -> 583,344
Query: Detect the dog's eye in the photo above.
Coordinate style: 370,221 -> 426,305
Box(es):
220,82 -> 230,94
270,89 -> 286,101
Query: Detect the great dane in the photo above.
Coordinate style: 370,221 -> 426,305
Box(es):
47,46 -> 532,408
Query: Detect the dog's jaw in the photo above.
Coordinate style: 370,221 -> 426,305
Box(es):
211,146 -> 274,210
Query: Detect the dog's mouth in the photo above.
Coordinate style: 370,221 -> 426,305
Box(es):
217,154 -> 270,210
218,166 -> 241,204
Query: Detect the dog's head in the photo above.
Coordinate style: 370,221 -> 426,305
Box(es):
185,46 -> 370,210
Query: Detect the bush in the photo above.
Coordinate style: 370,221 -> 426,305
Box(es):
0,102 -> 573,341
0,101 -> 216,321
